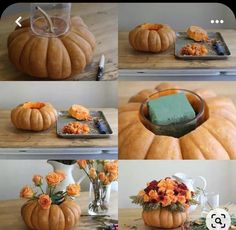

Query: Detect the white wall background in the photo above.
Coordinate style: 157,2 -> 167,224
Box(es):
0,82 -> 117,109
0,160 -> 118,200
119,160 -> 236,208
119,3 -> 236,30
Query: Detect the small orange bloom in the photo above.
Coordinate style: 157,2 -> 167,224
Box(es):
66,184 -> 80,196
38,194 -> 52,209
89,168 -> 97,179
177,195 -> 186,204
148,190 -> 158,200
98,172 -> 106,182
108,172 -> 118,182
55,171 -> 66,182
158,186 -> 166,193
186,190 -> 192,200
166,189 -> 174,196
32,175 -> 43,186
46,172 -> 62,187
103,176 -> 110,185
77,160 -> 87,169
104,161 -> 118,174
20,186 -> 34,199
143,194 -> 150,202
161,195 -> 172,207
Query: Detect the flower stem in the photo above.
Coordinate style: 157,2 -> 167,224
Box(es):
35,6 -> 55,33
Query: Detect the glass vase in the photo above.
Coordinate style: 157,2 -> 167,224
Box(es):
88,181 -> 111,216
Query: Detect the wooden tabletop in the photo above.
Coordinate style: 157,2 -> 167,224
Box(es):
119,30 -> 236,70
0,191 -> 118,230
119,81 -> 236,106
0,108 -> 117,149
119,205 -> 236,230
0,3 -> 117,81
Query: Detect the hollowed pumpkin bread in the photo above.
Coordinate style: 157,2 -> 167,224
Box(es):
129,23 -> 176,53
119,83 -> 236,159
11,102 -> 57,131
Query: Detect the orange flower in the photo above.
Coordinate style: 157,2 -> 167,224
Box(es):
148,190 -> 158,200
103,176 -> 110,185
177,195 -> 186,204
158,178 -> 174,190
138,190 -> 145,197
161,195 -> 172,207
98,172 -> 106,182
32,175 -> 43,186
158,186 -> 166,193
55,170 -> 66,181
89,168 -> 97,179
20,186 -> 34,198
143,194 -> 150,202
66,184 -> 80,197
108,172 -> 118,182
46,172 -> 62,187
77,160 -> 87,169
186,190 -> 192,200
104,161 -> 118,174
166,189 -> 174,196
38,194 -> 52,209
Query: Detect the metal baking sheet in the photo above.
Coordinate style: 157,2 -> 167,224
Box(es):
57,111 -> 113,138
175,32 -> 231,60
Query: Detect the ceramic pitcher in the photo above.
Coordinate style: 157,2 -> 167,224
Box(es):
47,160 -> 86,193
172,172 -> 207,212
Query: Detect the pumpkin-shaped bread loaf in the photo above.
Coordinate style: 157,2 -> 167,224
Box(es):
11,102 -> 57,131
129,23 -> 176,53
119,83 -> 236,160
142,208 -> 188,229
7,16 -> 96,80
187,25 -> 208,42
21,199 -> 81,230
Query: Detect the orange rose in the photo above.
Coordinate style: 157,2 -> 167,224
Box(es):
32,175 -> 43,186
177,195 -> 186,204
103,176 -> 110,185
98,172 -> 106,182
20,186 -> 34,198
46,172 -> 62,187
108,172 -> 118,182
55,170 -> 66,181
148,190 -> 158,200
166,189 -> 174,196
38,194 -> 52,209
66,184 -> 80,196
143,194 -> 150,202
186,190 -> 192,200
89,168 -> 97,179
77,160 -> 87,169
104,161 -> 118,174
161,195 -> 172,207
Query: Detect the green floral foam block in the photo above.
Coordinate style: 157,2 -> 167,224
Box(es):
148,93 -> 196,125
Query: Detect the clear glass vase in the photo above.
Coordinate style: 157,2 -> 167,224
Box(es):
88,181 -> 111,216
30,3 -> 71,37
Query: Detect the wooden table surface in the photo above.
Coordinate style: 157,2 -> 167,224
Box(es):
119,30 -> 236,70
0,191 -> 118,230
119,205 -> 236,230
119,81 -> 236,106
0,108 -> 117,148
0,3 -> 118,81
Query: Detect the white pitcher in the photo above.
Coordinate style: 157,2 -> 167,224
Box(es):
172,172 -> 207,212
47,160 -> 86,193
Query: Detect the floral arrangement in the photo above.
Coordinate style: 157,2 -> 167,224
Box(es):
20,171 -> 80,209
77,160 -> 118,185
130,177 -> 197,212
77,160 -> 118,214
